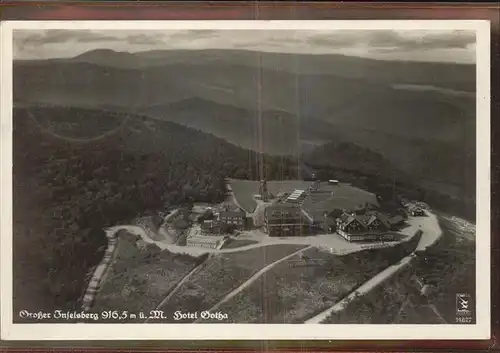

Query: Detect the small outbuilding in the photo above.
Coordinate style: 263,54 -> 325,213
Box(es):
219,210 -> 246,229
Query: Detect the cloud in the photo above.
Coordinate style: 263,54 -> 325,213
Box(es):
14,29 -> 217,48
126,34 -> 166,45
170,30 -> 219,41
12,29 -> 476,64
370,30 -> 475,51
76,31 -> 121,43
14,30 -> 120,46
14,29 -> 475,51
307,31 -> 367,47
307,30 -> 475,52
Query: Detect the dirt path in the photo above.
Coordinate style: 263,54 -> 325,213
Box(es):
158,209 -> 180,243
304,255 -> 415,324
428,304 -> 448,324
196,245 -> 313,321
82,209 -> 442,323
392,300 -> 447,324
304,210 -> 443,324
107,221 -> 425,257
81,230 -> 118,311
391,298 -> 410,324
104,202 -> 437,257
145,256 -> 209,323
107,224 -> 307,255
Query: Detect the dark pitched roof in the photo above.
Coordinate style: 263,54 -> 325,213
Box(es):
324,217 -> 336,225
338,212 -> 352,223
355,214 -> 371,224
220,211 -> 245,218
337,212 -> 366,228
265,203 -> 302,221
366,213 -> 390,228
338,211 -> 393,229
326,208 -> 344,219
407,204 -> 424,212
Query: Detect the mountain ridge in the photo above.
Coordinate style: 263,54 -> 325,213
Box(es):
13,50 -> 476,201
15,47 -> 475,92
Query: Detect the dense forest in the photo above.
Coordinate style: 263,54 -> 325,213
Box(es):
304,141 -> 475,221
12,105 -> 299,316
12,103 -> 475,317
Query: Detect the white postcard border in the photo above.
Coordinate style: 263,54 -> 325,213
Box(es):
0,20 -> 491,341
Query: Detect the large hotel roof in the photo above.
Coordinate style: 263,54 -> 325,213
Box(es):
285,189 -> 308,204
287,190 -> 305,199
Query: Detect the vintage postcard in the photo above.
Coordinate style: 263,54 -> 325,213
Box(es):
0,20 -> 491,340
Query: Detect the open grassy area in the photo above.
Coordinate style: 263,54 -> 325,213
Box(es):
323,215 -> 475,324
229,179 -> 314,213
322,262 -> 445,324
395,300 -> 447,324
301,183 -> 379,221
90,231 -> 199,322
414,215 -> 476,323
209,232 -> 421,323
222,239 -> 259,249
323,265 -> 418,324
230,179 -> 379,222
157,244 -> 306,322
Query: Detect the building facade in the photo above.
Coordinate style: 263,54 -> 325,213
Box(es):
406,204 -> 425,216
264,203 -> 307,237
336,213 -> 366,240
219,210 -> 246,229
200,220 -> 221,234
336,212 -> 394,242
365,213 -> 390,233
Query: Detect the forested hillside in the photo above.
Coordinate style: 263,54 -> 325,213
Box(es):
304,141 -> 475,221
12,102 -> 475,317
12,105 -> 298,316
15,54 -> 476,200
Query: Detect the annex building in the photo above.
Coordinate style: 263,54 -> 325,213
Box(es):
335,211 -> 397,242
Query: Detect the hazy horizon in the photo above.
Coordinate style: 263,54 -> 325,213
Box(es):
13,29 -> 476,64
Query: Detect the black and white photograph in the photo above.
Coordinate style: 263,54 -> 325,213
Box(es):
0,20 -> 490,340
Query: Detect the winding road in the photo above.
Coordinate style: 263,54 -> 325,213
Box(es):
304,255 -> 415,323
195,245 -> 313,322
304,210 -> 443,324
105,224 -> 302,256
81,230 -> 118,312
83,209 -> 443,322
145,256 -> 209,323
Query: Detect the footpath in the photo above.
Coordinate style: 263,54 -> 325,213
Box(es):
81,229 -> 118,312
305,210 -> 443,324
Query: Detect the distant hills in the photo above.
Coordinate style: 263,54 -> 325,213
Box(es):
68,48 -> 475,92
13,48 -> 476,201
136,97 -> 347,156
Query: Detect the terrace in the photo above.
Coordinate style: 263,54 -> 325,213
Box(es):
229,179 -> 316,213
229,179 -> 379,218
300,183 -> 379,223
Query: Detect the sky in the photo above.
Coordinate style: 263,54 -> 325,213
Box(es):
13,29 -> 476,63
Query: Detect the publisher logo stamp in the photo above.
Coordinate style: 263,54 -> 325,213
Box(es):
455,293 -> 472,324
